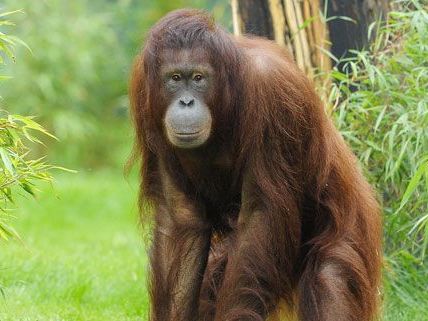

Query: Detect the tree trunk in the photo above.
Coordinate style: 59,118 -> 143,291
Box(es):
231,0 -> 389,74
327,0 -> 389,62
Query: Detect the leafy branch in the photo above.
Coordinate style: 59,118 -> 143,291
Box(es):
0,9 -> 59,241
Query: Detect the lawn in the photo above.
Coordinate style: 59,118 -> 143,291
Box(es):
0,170 -> 149,321
0,170 -> 426,321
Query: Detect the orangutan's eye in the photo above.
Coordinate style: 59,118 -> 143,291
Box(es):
172,74 -> 181,81
193,74 -> 203,81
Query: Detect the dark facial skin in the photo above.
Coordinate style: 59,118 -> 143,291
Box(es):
161,49 -> 214,149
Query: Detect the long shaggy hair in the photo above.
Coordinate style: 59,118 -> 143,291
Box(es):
130,9 -> 382,321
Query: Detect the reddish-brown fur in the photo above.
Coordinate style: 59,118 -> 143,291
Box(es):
129,9 -> 382,321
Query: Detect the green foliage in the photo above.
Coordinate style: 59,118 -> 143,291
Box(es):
320,0 -> 428,302
1,0 -> 229,169
0,1 -> 129,168
0,10 -> 56,241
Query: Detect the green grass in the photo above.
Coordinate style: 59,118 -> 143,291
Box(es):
0,170 -> 427,320
383,290 -> 428,321
0,170 -> 149,321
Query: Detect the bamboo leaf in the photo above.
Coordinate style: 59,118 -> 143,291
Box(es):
397,161 -> 428,213
0,147 -> 14,175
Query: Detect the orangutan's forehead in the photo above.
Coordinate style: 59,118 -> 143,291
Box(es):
159,47 -> 210,65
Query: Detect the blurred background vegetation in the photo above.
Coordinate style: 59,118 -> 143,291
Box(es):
0,0 -> 230,169
0,0 -> 426,320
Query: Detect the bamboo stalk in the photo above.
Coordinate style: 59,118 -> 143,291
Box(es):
268,0 -> 287,47
292,0 -> 313,73
283,0 -> 303,69
232,0 -> 332,75
231,0 -> 243,35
